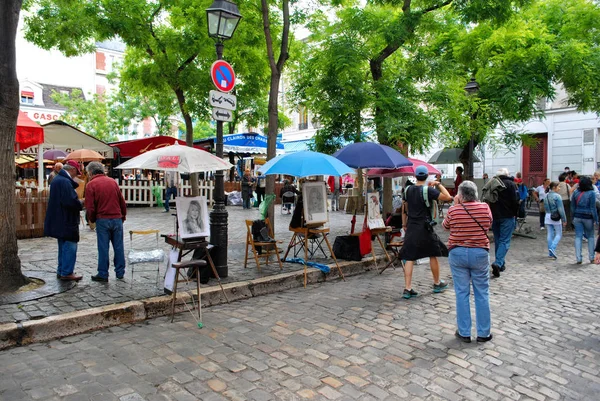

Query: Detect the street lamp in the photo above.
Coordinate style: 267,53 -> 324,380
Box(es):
464,77 -> 479,181
206,0 -> 241,278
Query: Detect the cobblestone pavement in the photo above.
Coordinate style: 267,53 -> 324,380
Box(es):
1,233 -> 599,401
1,205 -> 372,324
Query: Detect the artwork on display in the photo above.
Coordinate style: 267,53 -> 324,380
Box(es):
176,196 -> 210,239
303,181 -> 328,225
367,192 -> 386,229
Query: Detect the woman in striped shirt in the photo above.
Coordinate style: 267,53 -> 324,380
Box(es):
442,181 -> 493,343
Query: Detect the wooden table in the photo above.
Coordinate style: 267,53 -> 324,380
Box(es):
283,225 -> 346,287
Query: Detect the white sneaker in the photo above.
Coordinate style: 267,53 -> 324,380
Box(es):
540,227 -> 545,230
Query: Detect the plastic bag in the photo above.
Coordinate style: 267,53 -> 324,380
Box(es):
260,194 -> 276,220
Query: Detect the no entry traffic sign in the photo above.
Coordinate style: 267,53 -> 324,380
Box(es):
210,60 -> 236,93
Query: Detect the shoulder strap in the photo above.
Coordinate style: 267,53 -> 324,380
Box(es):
420,185 -> 434,221
576,191 -> 585,206
460,203 -> 487,235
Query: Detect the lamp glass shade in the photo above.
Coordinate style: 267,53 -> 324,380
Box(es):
464,78 -> 480,95
206,0 -> 242,40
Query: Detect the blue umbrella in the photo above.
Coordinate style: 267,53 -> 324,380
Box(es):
258,151 -> 354,177
333,142 -> 412,169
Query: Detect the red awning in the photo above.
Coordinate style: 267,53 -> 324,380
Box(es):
110,136 -> 206,158
16,111 -> 44,151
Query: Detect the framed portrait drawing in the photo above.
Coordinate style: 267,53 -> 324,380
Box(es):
176,196 -> 210,239
303,181 -> 328,225
367,192 -> 386,229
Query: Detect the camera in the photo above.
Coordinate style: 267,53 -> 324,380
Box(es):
428,220 -> 437,227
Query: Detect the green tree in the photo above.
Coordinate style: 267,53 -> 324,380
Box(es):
0,0 -> 30,293
24,0 -> 271,195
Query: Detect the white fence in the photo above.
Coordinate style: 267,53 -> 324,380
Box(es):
119,180 -> 214,207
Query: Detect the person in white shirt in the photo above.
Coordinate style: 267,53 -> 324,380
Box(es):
533,178 -> 550,230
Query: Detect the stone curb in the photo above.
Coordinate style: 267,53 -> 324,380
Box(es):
0,258 -> 379,350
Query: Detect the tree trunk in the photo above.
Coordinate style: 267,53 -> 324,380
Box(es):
0,0 -> 30,293
265,72 -> 281,224
174,88 -> 199,195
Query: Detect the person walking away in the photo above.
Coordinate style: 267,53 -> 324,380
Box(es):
328,175 -> 342,212
397,165 -> 453,299
557,173 -> 572,231
533,178 -> 550,230
241,169 -> 255,209
443,181 -> 493,343
44,162 -> 83,281
486,168 -> 519,278
570,176 -> 598,264
280,179 -> 300,214
515,173 -> 528,218
47,162 -> 63,185
85,162 -> 127,282
543,182 -> 567,259
164,171 -> 179,213
256,171 -> 266,206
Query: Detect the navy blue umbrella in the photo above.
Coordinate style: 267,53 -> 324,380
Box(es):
333,142 -> 412,169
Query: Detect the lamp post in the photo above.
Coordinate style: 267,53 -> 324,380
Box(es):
207,0 -> 241,278
464,77 -> 479,181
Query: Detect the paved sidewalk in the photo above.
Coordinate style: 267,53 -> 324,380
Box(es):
0,241 -> 598,401
2,205 -> 370,324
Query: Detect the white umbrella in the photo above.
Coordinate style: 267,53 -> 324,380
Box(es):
115,143 -> 232,172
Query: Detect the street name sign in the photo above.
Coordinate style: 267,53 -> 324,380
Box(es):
209,90 -> 237,111
210,60 -> 236,93
212,107 -> 233,122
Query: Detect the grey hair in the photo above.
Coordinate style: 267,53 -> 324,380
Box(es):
62,164 -> 75,172
458,181 -> 478,202
496,168 -> 509,176
86,161 -> 105,176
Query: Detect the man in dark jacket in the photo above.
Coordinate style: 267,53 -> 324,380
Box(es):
44,161 -> 84,281
489,168 -> 519,277
85,162 -> 127,282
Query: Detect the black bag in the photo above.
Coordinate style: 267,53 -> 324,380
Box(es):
333,235 -> 362,261
549,197 -> 561,221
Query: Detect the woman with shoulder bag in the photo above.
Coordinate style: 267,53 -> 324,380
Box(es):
558,173 -> 572,230
442,181 -> 493,343
570,176 -> 598,264
543,182 -> 567,259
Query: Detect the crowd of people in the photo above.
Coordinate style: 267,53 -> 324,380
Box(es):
397,165 -> 600,343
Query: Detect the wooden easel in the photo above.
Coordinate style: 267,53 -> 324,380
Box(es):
283,207 -> 345,288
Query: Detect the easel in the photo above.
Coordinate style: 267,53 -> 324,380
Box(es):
283,209 -> 345,288
361,192 -> 393,268
163,207 -> 229,324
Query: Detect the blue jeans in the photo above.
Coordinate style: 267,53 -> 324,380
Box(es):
57,239 -> 78,276
165,186 -> 178,211
449,247 -> 491,338
546,224 -> 562,255
492,217 -> 515,268
95,218 -> 126,279
573,217 -> 595,262
243,198 -> 251,209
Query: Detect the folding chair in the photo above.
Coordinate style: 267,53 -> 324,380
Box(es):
281,192 -> 296,214
244,218 -> 283,271
380,239 -> 405,274
127,230 -> 165,287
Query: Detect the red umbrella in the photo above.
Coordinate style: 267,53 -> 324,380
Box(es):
367,158 -> 440,178
15,111 -> 44,151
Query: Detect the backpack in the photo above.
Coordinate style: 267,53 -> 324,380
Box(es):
481,176 -> 506,204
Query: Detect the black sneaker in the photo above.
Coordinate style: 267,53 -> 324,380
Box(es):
116,275 -> 125,280
477,334 -> 493,343
433,280 -> 448,293
499,263 -> 506,272
491,263 -> 500,278
455,330 -> 471,343
402,289 -> 418,299
91,275 -> 108,282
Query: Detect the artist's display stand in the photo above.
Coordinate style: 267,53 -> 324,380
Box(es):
162,227 -> 229,324
379,240 -> 405,275
283,217 -> 346,288
369,226 -> 393,267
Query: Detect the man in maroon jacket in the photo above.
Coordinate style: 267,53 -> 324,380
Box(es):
85,162 -> 127,282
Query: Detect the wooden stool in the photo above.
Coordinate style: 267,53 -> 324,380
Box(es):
170,259 -> 206,323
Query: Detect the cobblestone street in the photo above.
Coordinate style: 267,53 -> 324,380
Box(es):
1,225 -> 599,400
